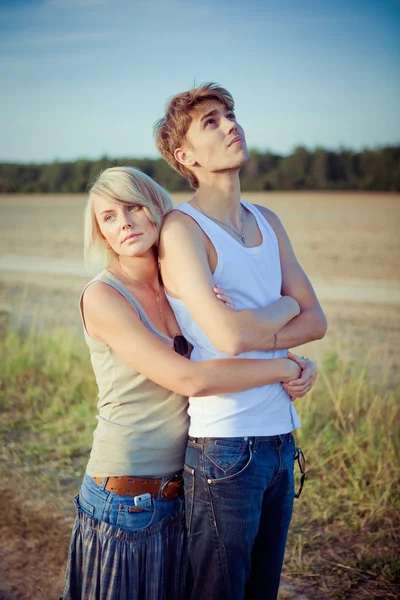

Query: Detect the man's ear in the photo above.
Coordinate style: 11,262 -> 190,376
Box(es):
174,147 -> 196,167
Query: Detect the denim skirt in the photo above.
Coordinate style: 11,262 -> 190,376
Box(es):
61,473 -> 190,600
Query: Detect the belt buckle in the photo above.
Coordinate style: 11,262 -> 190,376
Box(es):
160,474 -> 182,499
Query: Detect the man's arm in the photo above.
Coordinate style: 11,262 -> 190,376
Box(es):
256,205 -> 328,349
159,211 -> 300,356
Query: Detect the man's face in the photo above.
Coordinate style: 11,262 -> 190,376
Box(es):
183,100 -> 250,176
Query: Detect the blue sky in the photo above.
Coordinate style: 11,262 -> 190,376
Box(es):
1,0 -> 399,162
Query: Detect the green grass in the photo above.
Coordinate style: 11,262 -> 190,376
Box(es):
286,351 -> 400,598
0,327 -> 399,599
0,327 -> 96,481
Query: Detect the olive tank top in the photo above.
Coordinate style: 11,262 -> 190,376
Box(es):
79,270 -> 189,477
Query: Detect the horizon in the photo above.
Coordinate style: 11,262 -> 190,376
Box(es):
1,141 -> 399,166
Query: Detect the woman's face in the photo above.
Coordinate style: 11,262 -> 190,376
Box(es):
93,194 -> 158,258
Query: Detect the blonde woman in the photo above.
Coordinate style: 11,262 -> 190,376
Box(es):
61,167 -> 309,600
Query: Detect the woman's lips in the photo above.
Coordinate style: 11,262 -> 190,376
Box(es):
122,233 -> 142,243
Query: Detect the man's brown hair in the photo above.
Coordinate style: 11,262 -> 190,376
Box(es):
154,82 -> 234,189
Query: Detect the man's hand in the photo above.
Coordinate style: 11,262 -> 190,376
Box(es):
282,352 -> 318,401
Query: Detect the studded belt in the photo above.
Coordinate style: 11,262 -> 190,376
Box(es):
91,474 -> 183,498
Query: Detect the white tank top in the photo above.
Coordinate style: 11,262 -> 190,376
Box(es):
166,200 -> 301,437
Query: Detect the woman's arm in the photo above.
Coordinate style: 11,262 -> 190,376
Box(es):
83,283 -> 301,397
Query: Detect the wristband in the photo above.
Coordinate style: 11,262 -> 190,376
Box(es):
272,333 -> 279,351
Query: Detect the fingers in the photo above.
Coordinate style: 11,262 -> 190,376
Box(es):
283,358 -> 317,400
287,352 -> 307,368
286,371 -> 315,387
283,382 -> 312,393
283,378 -> 315,394
285,377 -> 315,390
286,377 -> 308,387
213,285 -> 236,309
286,363 -> 317,387
287,351 -> 302,365
287,354 -> 317,379
283,383 -> 313,400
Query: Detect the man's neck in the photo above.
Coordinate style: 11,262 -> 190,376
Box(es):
192,171 -> 242,223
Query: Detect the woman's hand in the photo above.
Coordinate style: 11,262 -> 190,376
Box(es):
283,352 -> 318,401
213,284 -> 236,309
281,358 -> 302,384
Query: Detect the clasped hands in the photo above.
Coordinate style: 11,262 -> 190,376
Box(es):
213,284 -> 318,401
283,352 -> 317,401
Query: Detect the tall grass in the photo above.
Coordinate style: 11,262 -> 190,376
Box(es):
0,327 -> 96,482
0,327 -> 399,599
287,351 -> 400,598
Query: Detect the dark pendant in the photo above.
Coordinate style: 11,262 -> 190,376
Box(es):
241,236 -> 246,244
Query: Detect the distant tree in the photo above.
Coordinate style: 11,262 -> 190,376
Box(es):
241,150 -> 281,190
1,146 -> 399,193
276,146 -> 311,189
309,148 -> 329,189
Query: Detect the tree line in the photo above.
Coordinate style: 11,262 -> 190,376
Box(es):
1,146 -> 399,193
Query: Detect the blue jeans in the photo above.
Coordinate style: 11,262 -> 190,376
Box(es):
183,434 -> 295,600
62,472 -> 190,600
79,472 -> 185,531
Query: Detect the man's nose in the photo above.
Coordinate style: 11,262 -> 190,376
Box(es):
223,116 -> 237,135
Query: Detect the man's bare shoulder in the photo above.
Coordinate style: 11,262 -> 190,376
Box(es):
163,208 -> 197,229
160,208 -> 207,247
253,203 -> 297,258
252,203 -> 283,231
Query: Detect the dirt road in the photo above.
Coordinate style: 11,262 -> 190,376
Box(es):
1,253 -> 400,306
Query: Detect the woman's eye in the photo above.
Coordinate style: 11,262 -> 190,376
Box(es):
105,214 -> 115,222
128,205 -> 140,212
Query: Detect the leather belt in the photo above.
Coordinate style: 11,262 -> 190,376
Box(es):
91,474 -> 183,498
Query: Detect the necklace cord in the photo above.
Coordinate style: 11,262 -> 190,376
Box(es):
118,262 -> 164,322
193,199 -> 246,245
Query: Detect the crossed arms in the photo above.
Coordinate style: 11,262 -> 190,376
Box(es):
159,204 -> 327,357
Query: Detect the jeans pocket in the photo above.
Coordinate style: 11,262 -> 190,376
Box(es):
115,499 -> 156,531
205,438 -> 254,483
205,438 -> 246,472
78,493 -> 95,516
183,464 -> 195,533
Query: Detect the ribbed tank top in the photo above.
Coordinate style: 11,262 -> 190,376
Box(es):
80,270 -> 189,477
166,200 -> 301,437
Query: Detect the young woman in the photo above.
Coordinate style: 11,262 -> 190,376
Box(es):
61,167 -> 313,600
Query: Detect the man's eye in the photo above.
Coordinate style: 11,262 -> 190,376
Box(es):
205,119 -> 215,127
227,113 -> 236,120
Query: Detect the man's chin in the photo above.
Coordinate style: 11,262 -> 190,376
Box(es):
239,151 -> 251,168
213,153 -> 251,174
232,152 -> 251,171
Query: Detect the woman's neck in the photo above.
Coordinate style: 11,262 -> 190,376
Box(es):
117,249 -> 160,289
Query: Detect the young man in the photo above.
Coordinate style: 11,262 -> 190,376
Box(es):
154,83 -> 327,600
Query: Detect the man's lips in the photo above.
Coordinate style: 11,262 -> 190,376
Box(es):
122,232 -> 142,243
228,136 -> 244,147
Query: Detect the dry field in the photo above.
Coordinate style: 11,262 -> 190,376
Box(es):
1,191 -> 399,362
0,192 -> 399,600
1,191 -> 399,279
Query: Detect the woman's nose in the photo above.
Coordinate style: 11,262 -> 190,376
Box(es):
122,221 -> 132,230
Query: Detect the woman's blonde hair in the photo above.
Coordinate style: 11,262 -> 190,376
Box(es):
84,166 -> 173,273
